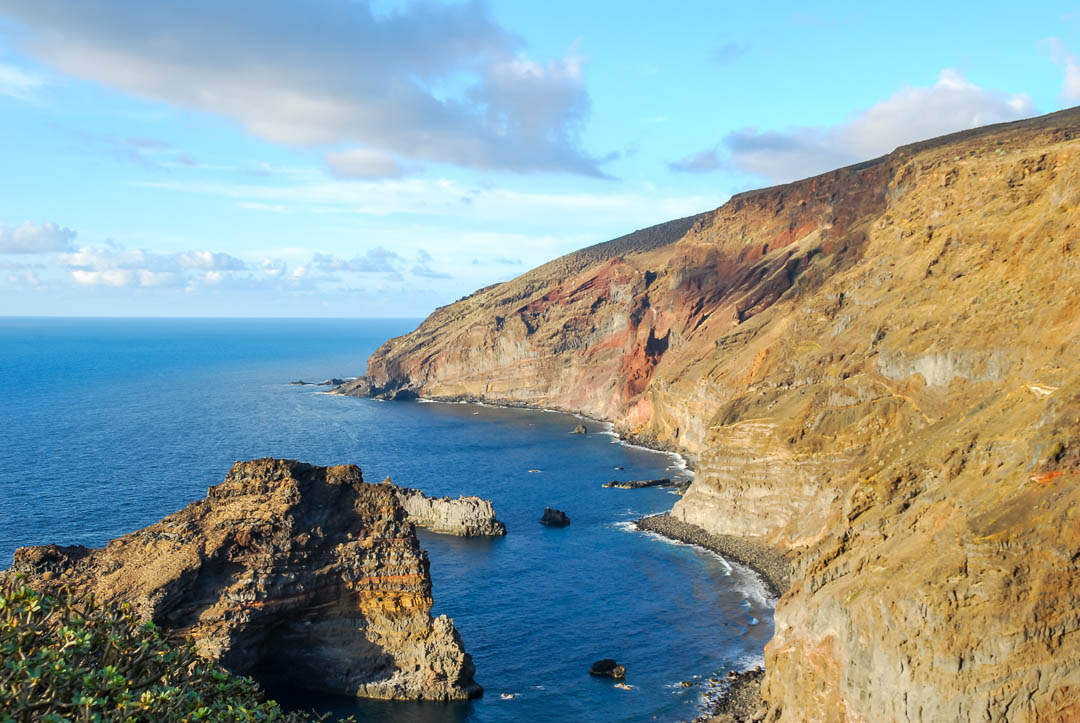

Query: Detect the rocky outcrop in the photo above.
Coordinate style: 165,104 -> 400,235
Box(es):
602,477 -> 672,489
384,478 -> 507,536
7,459 -> 482,702
339,108 -> 1080,720
589,659 -> 627,679
540,508 -> 570,527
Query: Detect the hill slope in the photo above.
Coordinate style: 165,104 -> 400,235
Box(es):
343,108 -> 1080,721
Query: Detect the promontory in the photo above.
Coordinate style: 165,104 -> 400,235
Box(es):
6,458 -> 483,702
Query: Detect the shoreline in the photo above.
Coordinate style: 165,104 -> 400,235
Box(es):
353,388 -> 699,473
330,387 -> 781,720
634,513 -> 791,598
634,513 -> 788,722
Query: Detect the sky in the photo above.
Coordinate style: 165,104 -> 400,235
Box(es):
0,0 -> 1077,317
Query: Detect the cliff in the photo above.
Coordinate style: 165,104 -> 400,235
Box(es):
384,477 -> 507,536
340,108 -> 1080,720
7,459 -> 482,702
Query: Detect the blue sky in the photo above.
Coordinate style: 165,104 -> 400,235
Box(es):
0,0 -> 1076,317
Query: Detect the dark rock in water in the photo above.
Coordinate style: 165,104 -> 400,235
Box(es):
317,378 -> 346,386
540,507 -> 570,527
391,388 -> 419,401
614,466 -> 624,471
602,477 -> 672,489
7,459 -> 482,702
590,659 -> 626,679
332,376 -> 376,397
288,380 -> 307,385
571,423 -> 587,434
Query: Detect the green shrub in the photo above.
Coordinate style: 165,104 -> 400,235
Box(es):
0,578 -> 322,722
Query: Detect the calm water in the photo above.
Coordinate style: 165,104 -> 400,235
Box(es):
0,317 -> 774,722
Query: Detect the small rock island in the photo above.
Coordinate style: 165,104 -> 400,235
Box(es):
540,507 -> 570,527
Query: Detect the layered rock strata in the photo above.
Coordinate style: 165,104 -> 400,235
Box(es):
384,478 -> 507,536
7,459 -> 482,701
338,108 -> 1080,720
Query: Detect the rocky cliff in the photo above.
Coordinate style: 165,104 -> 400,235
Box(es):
384,477 -> 507,536
339,108 -> 1080,721
7,459 -> 482,702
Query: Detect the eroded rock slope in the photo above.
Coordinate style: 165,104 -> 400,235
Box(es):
339,108 -> 1080,721
8,459 -> 482,702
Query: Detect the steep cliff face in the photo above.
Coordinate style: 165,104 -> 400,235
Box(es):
342,108 -> 1080,720
8,459 -> 482,702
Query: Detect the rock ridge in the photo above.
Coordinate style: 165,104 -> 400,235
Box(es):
6,458 -> 482,702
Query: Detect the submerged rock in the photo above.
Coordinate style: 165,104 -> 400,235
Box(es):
540,507 -> 570,527
384,477 -> 507,536
589,659 -> 626,679
8,459 -> 482,702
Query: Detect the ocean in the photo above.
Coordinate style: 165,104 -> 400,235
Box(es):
0,317 -> 774,722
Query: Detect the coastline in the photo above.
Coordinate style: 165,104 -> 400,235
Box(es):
634,513 -> 791,598
333,388 -> 782,721
630,513 -> 789,723
335,387 -> 698,473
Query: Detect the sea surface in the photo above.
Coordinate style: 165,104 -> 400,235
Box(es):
0,317 -> 775,722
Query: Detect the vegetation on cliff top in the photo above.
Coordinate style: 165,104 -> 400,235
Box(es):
0,578 -> 325,722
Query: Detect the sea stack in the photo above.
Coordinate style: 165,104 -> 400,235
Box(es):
7,459 -> 482,701
540,507 -> 570,527
383,477 -> 507,536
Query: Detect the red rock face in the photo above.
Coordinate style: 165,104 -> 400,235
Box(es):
341,108 -> 1080,720
8,459 -> 482,702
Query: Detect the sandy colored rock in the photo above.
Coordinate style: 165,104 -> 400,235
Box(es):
383,477 -> 507,536
340,109 -> 1080,720
8,459 -> 482,702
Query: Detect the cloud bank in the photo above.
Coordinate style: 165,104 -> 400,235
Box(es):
1,0 -> 602,178
670,70 -> 1035,183
0,222 -> 76,253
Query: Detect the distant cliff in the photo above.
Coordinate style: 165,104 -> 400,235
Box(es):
340,108 -> 1080,720
8,459 -> 482,702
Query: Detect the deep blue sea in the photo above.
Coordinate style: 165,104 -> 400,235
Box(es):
0,317 -> 774,722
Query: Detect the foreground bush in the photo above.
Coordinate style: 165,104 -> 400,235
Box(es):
0,578 -> 318,722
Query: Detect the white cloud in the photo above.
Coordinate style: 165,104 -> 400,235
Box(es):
3,0 -> 604,176
6,269 -> 42,287
261,259 -> 286,278
176,250 -> 247,271
144,175 -> 711,228
71,269 -> 133,287
312,247 -> 401,273
1047,37 -> 1080,103
0,61 -> 44,100
59,242 -> 246,288
672,69 -> 1035,183
325,148 -> 405,180
0,221 -> 76,253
